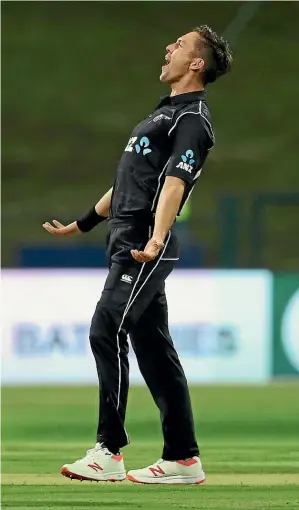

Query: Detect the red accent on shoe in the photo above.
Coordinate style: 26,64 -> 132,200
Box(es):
177,458 -> 198,466
112,454 -> 123,461
61,466 -> 123,482
127,474 -> 139,483
126,473 -> 206,485
149,465 -> 165,476
87,462 -> 103,471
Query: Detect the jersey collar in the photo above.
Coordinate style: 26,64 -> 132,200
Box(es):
156,90 -> 206,108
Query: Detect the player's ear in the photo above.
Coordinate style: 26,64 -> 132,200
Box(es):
190,58 -> 204,72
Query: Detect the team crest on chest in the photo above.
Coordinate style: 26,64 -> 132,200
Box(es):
124,136 -> 152,156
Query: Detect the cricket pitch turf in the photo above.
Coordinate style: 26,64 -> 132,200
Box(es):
2,384 -> 299,509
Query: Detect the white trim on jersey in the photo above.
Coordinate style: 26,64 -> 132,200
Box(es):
151,157 -> 171,211
167,101 -> 215,146
199,101 -> 215,144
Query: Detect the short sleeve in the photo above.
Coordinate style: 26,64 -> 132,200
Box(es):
165,113 -> 212,184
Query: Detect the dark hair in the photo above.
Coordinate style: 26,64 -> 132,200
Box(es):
193,25 -> 232,85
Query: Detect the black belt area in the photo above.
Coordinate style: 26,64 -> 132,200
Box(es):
107,216 -> 155,230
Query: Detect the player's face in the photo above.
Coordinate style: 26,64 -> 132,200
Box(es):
160,31 -> 203,84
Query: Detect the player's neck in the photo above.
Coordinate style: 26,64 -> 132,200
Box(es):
170,76 -> 204,97
170,84 -> 204,97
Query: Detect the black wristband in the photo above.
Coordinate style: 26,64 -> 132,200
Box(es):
76,206 -> 107,233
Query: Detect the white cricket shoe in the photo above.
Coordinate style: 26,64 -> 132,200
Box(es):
61,442 -> 126,482
127,456 -> 205,485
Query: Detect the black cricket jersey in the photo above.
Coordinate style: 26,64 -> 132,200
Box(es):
109,90 -> 214,223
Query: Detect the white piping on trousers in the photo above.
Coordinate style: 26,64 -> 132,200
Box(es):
124,230 -> 171,318
116,226 -> 151,411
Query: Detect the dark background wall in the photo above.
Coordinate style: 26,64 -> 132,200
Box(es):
2,1 -> 299,268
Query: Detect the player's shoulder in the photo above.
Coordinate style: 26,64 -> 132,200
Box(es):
169,99 -> 214,142
174,99 -> 212,126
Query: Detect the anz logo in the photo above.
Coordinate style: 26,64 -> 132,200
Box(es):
125,136 -> 152,156
176,149 -> 195,173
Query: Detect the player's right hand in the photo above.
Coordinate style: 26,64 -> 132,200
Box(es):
42,220 -> 80,236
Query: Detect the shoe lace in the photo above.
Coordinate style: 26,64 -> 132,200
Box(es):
83,442 -> 111,461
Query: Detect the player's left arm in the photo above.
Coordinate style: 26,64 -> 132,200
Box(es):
131,114 -> 211,262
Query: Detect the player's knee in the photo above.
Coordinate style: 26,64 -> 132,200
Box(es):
89,300 -> 119,348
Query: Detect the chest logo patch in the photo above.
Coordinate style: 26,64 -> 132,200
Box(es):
125,136 -> 152,156
176,149 -> 195,173
135,136 -> 152,155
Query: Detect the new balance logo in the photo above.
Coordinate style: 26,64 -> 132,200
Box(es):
121,274 -> 133,284
149,465 -> 165,476
88,462 -> 103,472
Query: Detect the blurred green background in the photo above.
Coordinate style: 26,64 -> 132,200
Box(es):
2,1 -> 299,268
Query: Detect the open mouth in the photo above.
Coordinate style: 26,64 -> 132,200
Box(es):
162,54 -> 171,70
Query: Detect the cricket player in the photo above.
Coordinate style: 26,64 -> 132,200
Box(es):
43,25 -> 232,485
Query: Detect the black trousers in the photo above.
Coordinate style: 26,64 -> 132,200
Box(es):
89,220 -> 199,460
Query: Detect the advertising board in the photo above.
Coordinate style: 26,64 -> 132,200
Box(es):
273,274 -> 299,376
1,269 -> 272,385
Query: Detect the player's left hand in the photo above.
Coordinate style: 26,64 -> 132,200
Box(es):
131,237 -> 164,263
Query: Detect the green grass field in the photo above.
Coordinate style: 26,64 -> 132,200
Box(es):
2,384 -> 299,509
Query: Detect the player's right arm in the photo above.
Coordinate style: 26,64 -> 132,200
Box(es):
42,187 -> 112,236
